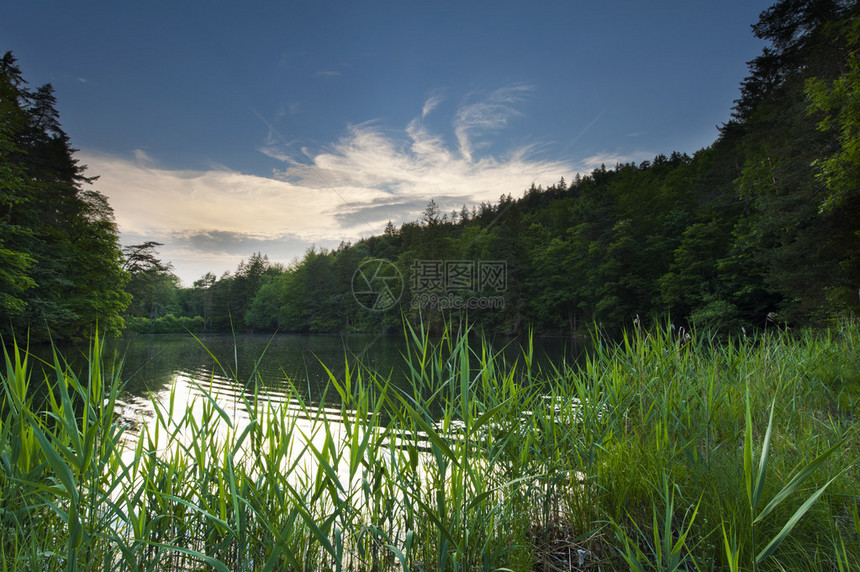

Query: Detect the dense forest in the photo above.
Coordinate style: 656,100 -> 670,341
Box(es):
0,53 -> 129,341
3,0 -> 859,339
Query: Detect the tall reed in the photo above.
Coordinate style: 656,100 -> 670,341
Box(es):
1,319 -> 857,570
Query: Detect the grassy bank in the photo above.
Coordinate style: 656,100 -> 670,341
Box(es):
1,321 -> 858,571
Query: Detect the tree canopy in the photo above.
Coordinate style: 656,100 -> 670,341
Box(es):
0,52 -> 130,340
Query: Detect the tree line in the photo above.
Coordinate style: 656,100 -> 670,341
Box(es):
3,0 -> 858,340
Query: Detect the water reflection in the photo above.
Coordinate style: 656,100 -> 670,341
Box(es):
30,332 -> 587,414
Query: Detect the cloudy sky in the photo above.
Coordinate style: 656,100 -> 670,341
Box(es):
3,1 -> 772,285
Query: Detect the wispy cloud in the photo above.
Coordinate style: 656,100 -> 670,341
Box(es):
454,85 -> 533,161
270,106 -> 573,230
421,90 -> 445,119
171,230 -> 305,255
132,149 -> 155,165
83,86 -> 581,284
82,151 -> 346,239
313,70 -> 341,79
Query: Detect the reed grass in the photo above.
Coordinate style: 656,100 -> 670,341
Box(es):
1,319 -> 858,571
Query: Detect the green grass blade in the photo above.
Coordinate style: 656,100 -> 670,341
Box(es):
744,379 -> 754,508
721,522 -> 740,572
754,437 -> 848,524
756,475 -> 838,564
144,542 -> 232,572
26,413 -> 78,504
752,399 -> 776,509
189,380 -> 234,429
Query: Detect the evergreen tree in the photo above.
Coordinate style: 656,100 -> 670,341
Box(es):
724,0 -> 859,323
122,242 -> 180,321
0,52 -> 129,339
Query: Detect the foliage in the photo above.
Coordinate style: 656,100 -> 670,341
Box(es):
0,52 -> 130,339
1,320 -> 858,570
727,0 -> 860,323
125,314 -> 205,334
121,241 -> 181,323
805,14 -> 860,213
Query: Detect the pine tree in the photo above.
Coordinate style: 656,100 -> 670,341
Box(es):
0,52 -> 130,338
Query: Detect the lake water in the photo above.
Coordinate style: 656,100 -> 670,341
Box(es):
32,332 -> 587,424
24,332 -> 589,488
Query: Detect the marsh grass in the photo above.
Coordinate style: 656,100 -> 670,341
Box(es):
1,320 -> 858,571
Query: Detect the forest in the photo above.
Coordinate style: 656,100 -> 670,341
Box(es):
0,53 -> 129,341
2,0 -> 859,340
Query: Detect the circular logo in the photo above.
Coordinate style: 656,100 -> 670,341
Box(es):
351,259 -> 403,311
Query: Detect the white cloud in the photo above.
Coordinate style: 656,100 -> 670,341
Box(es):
454,85 -> 533,161
133,149 -> 155,165
83,86 -> 584,284
83,152 -> 339,239
421,91 -> 445,119
270,109 -> 574,230
81,151 -> 355,284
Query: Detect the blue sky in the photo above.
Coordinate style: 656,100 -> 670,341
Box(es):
3,1 -> 772,284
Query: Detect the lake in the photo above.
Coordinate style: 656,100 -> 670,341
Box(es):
34,332 -> 587,421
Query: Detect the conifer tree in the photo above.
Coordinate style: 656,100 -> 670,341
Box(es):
0,52 -> 130,338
